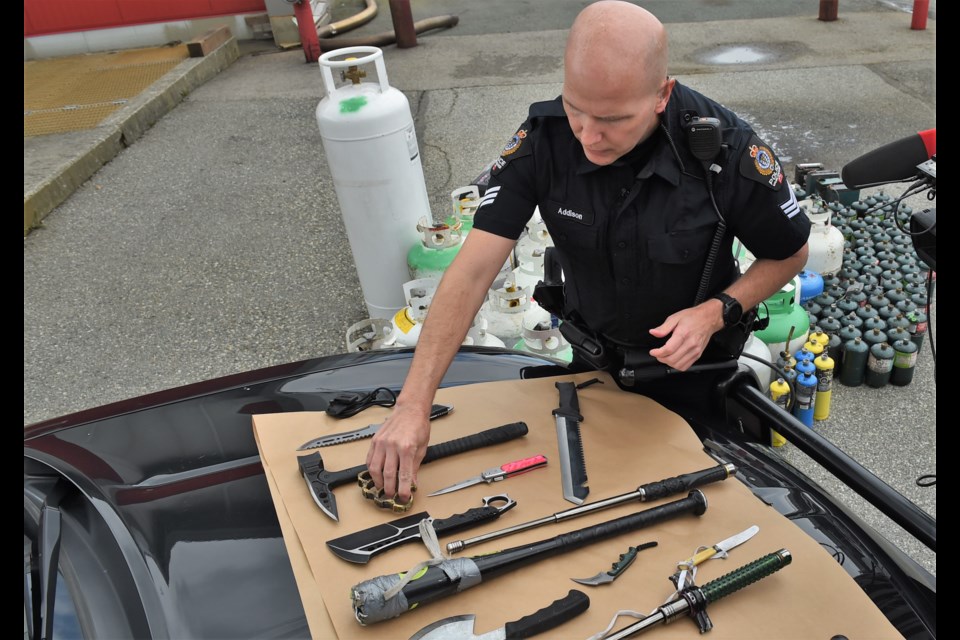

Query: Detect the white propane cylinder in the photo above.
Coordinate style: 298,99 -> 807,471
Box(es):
738,333 -> 773,389
316,47 -> 430,319
800,198 -> 844,276
387,278 -> 438,347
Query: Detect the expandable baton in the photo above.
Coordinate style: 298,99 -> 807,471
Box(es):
446,463 -> 735,553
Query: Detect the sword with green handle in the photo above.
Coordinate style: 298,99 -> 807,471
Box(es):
601,549 -> 792,638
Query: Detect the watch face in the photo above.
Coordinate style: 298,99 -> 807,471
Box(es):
726,301 -> 743,326
717,294 -> 742,327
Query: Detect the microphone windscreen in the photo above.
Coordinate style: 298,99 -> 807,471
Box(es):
841,131 -> 934,188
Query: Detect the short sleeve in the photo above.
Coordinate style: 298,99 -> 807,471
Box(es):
471,121 -> 539,240
724,133 -> 811,259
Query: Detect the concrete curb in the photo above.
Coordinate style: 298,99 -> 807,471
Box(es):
23,37 -> 241,236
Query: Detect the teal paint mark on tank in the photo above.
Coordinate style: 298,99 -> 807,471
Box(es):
339,96 -> 368,113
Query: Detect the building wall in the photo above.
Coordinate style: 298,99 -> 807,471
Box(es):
25,0 -> 267,37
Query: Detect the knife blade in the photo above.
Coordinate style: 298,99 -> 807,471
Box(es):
571,541 -> 657,586
326,494 -> 517,564
297,403 -> 453,450
553,381 -> 589,504
671,524 -> 760,589
427,455 -> 548,497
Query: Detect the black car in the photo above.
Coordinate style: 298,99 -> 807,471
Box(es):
24,345 -> 935,639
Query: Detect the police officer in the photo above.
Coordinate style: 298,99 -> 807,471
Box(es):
367,1 -> 810,502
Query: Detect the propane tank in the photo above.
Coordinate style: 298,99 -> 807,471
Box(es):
798,270 -> 824,304
344,317 -> 395,352
809,328 -> 830,349
316,47 -> 430,319
838,336 -> 868,387
755,276 -> 810,360
407,217 -> 463,280
862,327 -> 888,349
739,333 -> 773,389
813,352 -> 835,421
793,371 -> 817,427
386,278 -> 439,347
890,339 -> 919,386
515,208 -> 553,264
448,185 -> 481,235
802,197 -> 845,275
768,377 -> 791,447
818,316 -> 842,337
863,316 -> 888,334
463,316 -> 506,348
479,272 -> 537,342
907,310 -> 928,349
885,326 -> 911,347
865,342 -> 895,388
826,332 -> 843,363
513,319 -> 573,362
802,339 -> 824,358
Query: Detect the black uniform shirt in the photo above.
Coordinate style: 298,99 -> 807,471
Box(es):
473,82 -> 811,347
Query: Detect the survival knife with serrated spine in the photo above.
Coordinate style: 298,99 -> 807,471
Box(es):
326,494 -> 517,564
298,403 -> 453,450
553,381 -> 589,504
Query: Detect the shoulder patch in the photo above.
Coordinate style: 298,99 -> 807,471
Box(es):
739,134 -> 785,191
491,125 -> 534,176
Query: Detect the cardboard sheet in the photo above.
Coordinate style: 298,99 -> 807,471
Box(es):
254,372 -> 903,639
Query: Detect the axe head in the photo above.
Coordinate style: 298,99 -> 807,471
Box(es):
410,614 -> 487,640
297,452 -> 339,521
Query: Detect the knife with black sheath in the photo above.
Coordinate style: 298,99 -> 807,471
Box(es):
326,494 -> 517,564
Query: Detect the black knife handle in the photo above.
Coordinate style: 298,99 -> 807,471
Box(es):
421,422 -> 529,464
638,463 -> 735,502
431,505 -> 502,536
504,589 -> 590,639
553,382 -> 583,421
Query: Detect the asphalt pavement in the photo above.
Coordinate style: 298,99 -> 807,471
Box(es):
24,2 -> 935,576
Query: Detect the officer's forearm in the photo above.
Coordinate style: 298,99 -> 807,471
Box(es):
726,242 -> 809,311
395,231 -> 517,413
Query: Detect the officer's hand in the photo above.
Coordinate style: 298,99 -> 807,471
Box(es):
648,303 -> 724,371
365,404 -> 431,503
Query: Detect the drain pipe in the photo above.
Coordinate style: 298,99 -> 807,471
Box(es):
318,0 -> 379,38
319,14 -> 460,51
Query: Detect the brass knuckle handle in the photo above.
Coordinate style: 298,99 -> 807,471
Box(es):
357,471 -> 416,512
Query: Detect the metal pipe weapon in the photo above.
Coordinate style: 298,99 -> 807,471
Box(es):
446,463 -> 735,553
350,490 -> 708,625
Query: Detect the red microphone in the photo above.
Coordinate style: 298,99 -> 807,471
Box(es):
841,129 -> 936,188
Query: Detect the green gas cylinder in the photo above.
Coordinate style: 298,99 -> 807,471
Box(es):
446,185 -> 481,235
755,278 -> 810,358
865,342 -> 895,388
407,217 -> 464,280
839,337 -> 868,387
890,339 -> 919,386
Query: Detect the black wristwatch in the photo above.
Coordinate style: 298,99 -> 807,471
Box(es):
712,292 -> 743,328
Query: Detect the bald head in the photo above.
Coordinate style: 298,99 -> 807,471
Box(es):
565,1 -> 669,95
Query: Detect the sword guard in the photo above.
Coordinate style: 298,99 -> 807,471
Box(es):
681,587 -> 713,633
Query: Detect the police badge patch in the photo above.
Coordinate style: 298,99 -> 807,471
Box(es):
491,125 -> 533,176
501,128 -> 527,156
740,134 -> 784,190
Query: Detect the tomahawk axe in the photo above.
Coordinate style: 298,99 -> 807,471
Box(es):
298,421 -> 529,521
